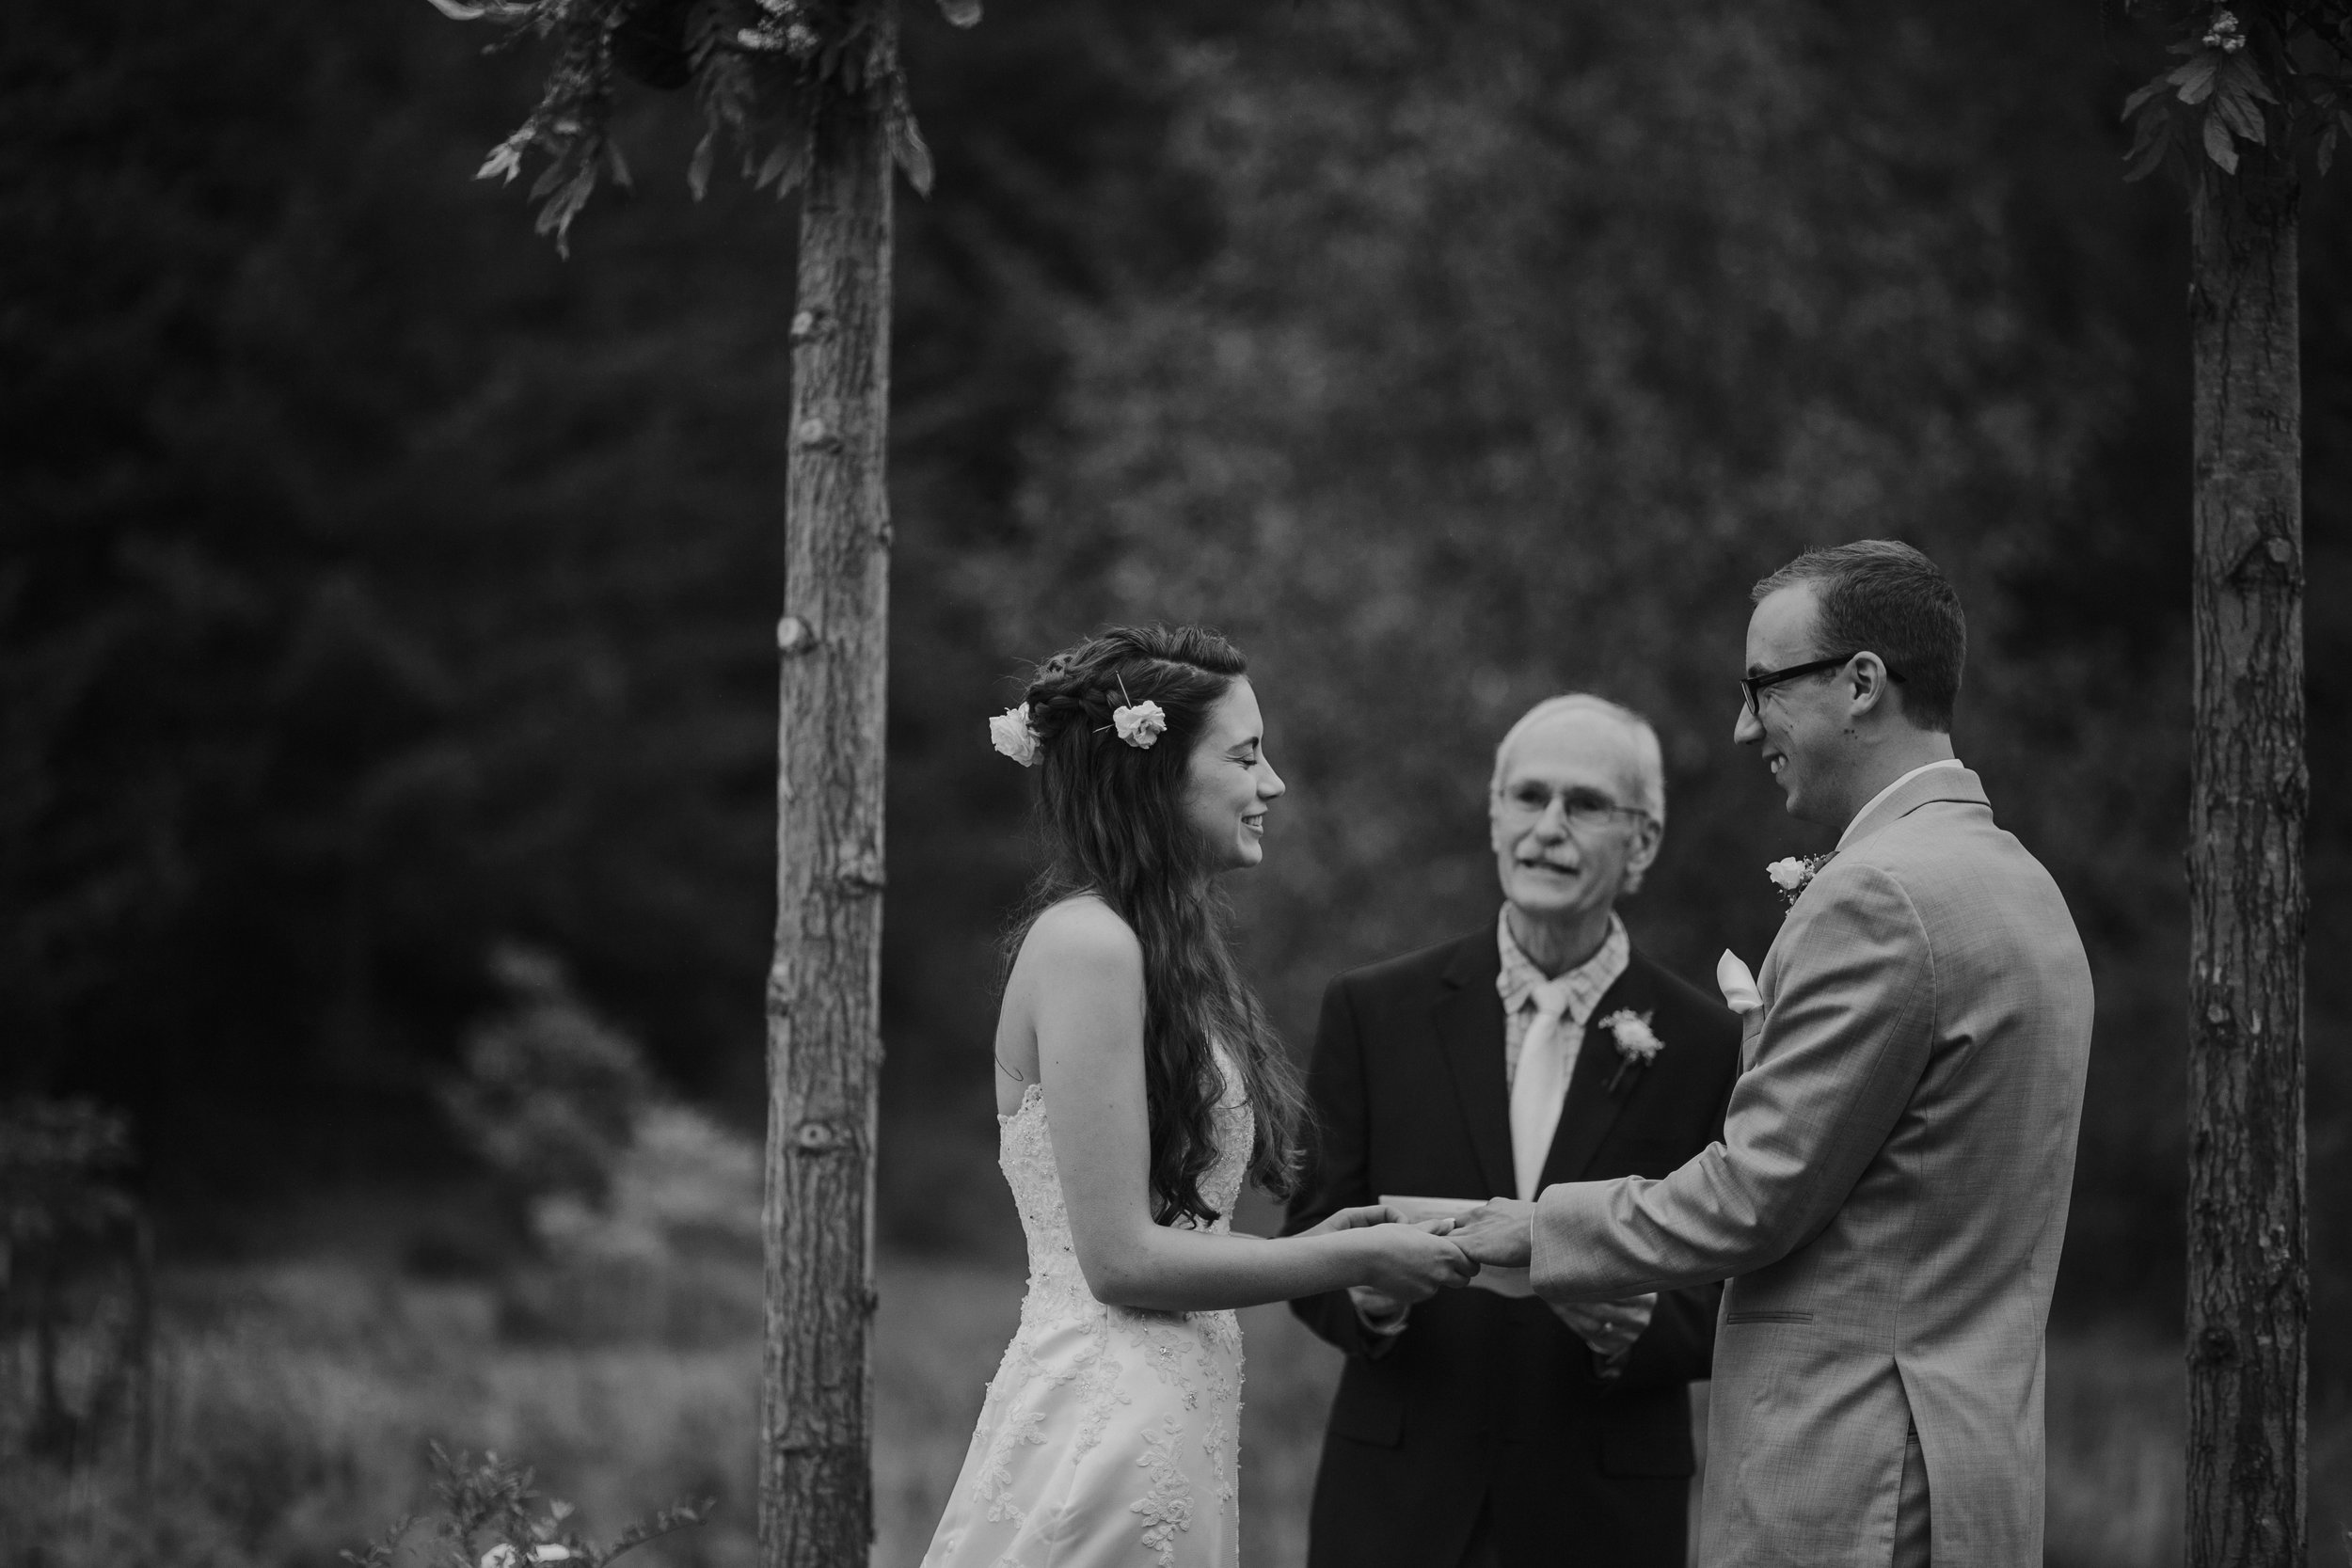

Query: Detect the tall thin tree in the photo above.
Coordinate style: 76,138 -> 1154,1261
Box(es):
428,2 -> 969,1561
2121,4 -> 2326,1560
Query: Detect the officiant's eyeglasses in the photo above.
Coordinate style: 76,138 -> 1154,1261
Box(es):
1495,784 -> 1651,833
1739,653 -> 1906,717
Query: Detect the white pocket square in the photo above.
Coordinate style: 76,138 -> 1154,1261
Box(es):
1716,949 -> 1763,1015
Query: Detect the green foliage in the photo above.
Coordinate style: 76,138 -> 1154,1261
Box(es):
0,1099 -> 136,1276
508,1102 -> 765,1346
442,946 -> 657,1211
4,1253 -> 755,1568
2121,1 -> 2352,184
432,947 -> 765,1341
342,1444 -> 707,1568
442,0 -> 979,251
946,0 -> 2351,1350
8,1247 -> 2346,1567
3,0 -> 2347,1373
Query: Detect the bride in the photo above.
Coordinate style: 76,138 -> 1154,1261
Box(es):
921,626 -> 1474,1568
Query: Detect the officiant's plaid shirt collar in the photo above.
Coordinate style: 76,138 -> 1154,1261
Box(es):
1496,907 -> 1629,1055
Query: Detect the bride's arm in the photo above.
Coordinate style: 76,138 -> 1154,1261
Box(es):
1022,900 -> 1470,1314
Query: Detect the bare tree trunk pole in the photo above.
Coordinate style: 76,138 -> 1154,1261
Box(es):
760,35 -> 895,1568
2185,145 -> 2306,1568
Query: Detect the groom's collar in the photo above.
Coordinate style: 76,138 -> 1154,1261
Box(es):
1838,759 -> 1987,849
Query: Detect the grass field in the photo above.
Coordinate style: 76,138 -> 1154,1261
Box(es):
7,1244 -> 2347,1567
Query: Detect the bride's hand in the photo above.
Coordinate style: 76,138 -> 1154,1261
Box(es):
1344,1221 -> 1477,1304
1301,1203 -> 1403,1237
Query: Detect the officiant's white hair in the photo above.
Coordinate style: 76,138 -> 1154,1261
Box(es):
1489,694 -> 1667,824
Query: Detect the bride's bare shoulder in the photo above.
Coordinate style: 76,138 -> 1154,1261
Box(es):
1017,895 -> 1141,973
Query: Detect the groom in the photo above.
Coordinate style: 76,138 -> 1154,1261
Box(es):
1284,694 -> 1740,1568
1456,541 -> 2095,1567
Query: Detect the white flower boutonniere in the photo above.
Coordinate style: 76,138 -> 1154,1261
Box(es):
1598,1008 -> 1663,1095
1765,852 -> 1833,911
989,705 -> 1041,768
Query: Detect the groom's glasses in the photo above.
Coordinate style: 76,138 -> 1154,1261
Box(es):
1739,653 -> 1906,717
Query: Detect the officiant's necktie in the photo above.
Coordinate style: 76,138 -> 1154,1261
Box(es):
1508,975 -> 1580,1202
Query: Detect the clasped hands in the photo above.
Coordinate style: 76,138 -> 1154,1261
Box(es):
1306,1196 -> 1538,1314
1450,1195 -> 1536,1268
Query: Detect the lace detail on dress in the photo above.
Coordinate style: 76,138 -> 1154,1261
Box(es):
920,1057 -> 1251,1568
1131,1414 -> 1197,1567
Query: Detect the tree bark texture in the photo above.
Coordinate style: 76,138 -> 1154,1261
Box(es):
2185,148 -> 2306,1568
760,50 -> 895,1568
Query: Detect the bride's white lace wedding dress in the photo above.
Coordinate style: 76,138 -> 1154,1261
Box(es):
919,1059 -> 1249,1568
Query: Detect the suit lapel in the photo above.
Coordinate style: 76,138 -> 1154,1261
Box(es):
1539,959 -> 1650,1185
1432,935 -> 1517,1201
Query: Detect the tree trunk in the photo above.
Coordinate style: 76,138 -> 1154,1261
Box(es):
2184,147 -> 2306,1568
760,45 -> 895,1568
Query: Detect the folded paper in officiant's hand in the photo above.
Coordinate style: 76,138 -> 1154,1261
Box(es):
1379,1195 -> 1534,1298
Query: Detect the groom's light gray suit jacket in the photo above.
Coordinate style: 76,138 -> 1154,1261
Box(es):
1529,767 -> 2093,1567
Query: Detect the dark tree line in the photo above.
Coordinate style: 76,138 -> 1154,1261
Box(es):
2,0 -> 2344,1397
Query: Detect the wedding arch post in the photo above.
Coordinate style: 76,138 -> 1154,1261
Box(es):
430,2 -> 970,1560
2183,144 -> 2306,1568
2120,6 -> 2320,1561
761,45 -> 894,1568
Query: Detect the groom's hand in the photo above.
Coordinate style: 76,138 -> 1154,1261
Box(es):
1452,1197 -> 1535,1268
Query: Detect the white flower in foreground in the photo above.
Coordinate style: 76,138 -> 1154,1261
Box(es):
989,705 -> 1041,767
1112,699 -> 1167,749
480,1545 -> 571,1568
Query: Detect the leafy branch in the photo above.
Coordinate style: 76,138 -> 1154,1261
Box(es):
0,1097 -> 138,1290
432,0 -> 978,253
2122,1 -> 2352,188
342,1444 -> 712,1568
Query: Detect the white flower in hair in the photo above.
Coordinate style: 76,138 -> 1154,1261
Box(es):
989,705 -> 1041,768
1112,699 -> 1167,749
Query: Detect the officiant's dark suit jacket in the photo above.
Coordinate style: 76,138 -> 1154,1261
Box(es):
1283,926 -> 1740,1568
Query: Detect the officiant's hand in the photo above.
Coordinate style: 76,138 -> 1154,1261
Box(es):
1452,1197 -> 1536,1268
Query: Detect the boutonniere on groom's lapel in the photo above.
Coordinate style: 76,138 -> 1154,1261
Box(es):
1764,852 -> 1834,911
1598,1009 -> 1663,1095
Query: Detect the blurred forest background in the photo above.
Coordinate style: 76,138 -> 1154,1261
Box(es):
4,0 -> 2348,1563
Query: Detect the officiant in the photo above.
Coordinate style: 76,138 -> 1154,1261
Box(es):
1282,693 -> 1740,1568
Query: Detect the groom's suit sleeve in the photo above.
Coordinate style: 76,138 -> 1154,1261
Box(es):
1282,974 -> 1394,1360
1532,861 -> 1937,1302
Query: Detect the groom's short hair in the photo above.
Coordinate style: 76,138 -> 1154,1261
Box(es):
1490,694 -> 1667,824
1752,540 -> 1964,732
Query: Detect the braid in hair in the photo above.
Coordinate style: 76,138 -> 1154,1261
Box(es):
1004,626 -> 1306,1226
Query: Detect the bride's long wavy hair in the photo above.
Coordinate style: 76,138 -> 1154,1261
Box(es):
1005,626 -> 1306,1227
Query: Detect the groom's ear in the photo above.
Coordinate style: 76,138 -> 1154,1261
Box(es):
1847,652 -> 1897,719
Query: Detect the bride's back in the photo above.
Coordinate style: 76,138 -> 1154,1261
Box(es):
991,892 -> 1137,1118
